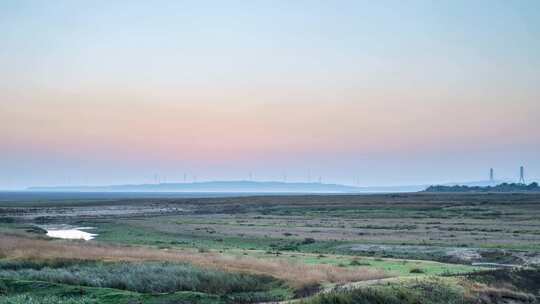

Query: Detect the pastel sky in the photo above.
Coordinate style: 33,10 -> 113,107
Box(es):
1,0 -> 539,189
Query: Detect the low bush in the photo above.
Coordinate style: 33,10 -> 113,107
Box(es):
409,267 -> 425,274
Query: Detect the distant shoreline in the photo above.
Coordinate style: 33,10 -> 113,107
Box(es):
424,182 -> 540,193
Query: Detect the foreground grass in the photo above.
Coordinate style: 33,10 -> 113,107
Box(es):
0,279 -> 226,304
3,271 -> 540,304
0,260 -> 281,295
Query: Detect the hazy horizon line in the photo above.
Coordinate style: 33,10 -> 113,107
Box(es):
10,177 -> 537,191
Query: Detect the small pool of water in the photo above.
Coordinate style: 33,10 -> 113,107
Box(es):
44,225 -> 97,241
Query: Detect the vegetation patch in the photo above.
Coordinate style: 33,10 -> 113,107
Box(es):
300,278 -> 466,304
0,295 -> 95,304
0,279 -> 227,304
0,260 -> 283,296
467,267 -> 540,295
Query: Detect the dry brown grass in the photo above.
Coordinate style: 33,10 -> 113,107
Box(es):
0,233 -> 388,288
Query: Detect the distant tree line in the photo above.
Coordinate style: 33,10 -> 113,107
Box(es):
424,182 -> 540,193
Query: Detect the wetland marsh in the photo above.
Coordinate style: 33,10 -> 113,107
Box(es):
1,192 -> 539,303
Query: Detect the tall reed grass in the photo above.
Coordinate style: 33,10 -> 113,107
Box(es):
0,260 -> 277,294
0,295 -> 94,304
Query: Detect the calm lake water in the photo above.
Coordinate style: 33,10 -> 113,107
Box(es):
44,225 -> 97,241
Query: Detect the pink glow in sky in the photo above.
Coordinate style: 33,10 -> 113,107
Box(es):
1,1 -> 539,188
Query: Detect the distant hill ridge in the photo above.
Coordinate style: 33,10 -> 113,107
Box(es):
28,180 -> 363,193
424,182 -> 540,193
